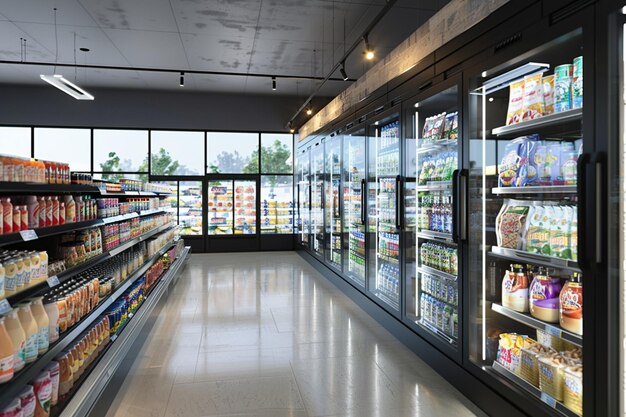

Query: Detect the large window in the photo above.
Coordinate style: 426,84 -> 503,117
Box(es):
261,133 -> 292,174
151,131 -> 204,176
207,132 -> 258,174
261,175 -> 293,234
34,128 -> 91,171
93,129 -> 148,181
0,127 -> 31,158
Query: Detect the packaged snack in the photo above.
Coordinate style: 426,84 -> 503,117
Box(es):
521,342 -> 555,387
546,143 -> 562,185
560,142 -> 578,185
526,206 -> 551,255
543,75 -> 555,115
572,56 -> 583,109
442,112 -> 458,140
499,140 -> 522,187
497,200 -> 530,249
497,333 -> 533,374
538,352 -> 569,400
506,80 -> 525,125
522,73 -> 545,121
564,364 -> 583,415
495,202 -> 508,248
529,267 -> 562,322
502,264 -> 530,312
560,273 -> 582,335
430,113 -> 446,142
534,145 -> 550,184
518,136 -> 540,186
549,206 -> 571,259
422,116 -> 433,142
554,64 -> 573,113
537,328 -> 564,351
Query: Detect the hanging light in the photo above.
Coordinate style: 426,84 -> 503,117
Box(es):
340,61 -> 348,81
363,34 -> 374,60
179,71 -> 185,87
272,76 -> 276,91
40,74 -> 94,100
306,108 -> 313,116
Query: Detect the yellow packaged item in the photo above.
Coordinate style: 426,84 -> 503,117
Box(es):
522,73 -> 545,121
564,364 -> 583,415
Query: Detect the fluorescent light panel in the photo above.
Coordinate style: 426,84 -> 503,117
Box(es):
40,74 -> 94,100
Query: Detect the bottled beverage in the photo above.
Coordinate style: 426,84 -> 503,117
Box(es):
12,204 -> 20,233
52,197 -> 59,226
46,196 -> 53,227
27,196 -> 39,229
3,198 -> 13,234
38,197 -> 46,228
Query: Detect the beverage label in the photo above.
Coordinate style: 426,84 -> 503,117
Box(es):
37,327 -> 49,354
24,334 -> 38,362
0,354 -> 13,383
14,340 -> 25,371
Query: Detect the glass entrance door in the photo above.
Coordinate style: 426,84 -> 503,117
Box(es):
311,142 -> 325,258
207,178 -> 258,235
325,136 -> 342,270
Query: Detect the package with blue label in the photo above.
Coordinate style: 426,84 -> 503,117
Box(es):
498,134 -> 540,187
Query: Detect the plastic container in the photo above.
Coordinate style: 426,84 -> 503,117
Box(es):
538,353 -> 568,401
0,317 -> 15,383
18,385 -> 36,417
4,309 -> 26,372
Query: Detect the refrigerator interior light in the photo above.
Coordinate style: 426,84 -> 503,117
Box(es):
475,62 -> 550,95
40,74 -> 94,100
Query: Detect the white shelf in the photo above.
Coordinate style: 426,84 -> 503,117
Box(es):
491,108 -> 582,136
491,185 -> 577,195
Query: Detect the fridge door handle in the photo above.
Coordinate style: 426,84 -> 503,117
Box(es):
396,175 -> 402,229
452,169 -> 459,243
593,153 -> 607,266
360,179 -> 366,225
459,169 -> 468,242
577,153 -> 590,270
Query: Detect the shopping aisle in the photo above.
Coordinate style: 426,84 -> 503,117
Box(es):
102,252 -> 487,417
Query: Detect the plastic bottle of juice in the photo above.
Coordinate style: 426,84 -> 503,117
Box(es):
3,198 -> 13,234
45,197 -> 53,227
26,196 -> 39,229
59,202 -> 65,225
30,297 -> 49,354
37,197 -> 46,228
0,317 -> 14,383
52,197 -> 59,226
64,195 -> 76,223
15,302 -> 38,364
20,206 -> 28,231
4,309 -> 25,372
12,204 -> 20,234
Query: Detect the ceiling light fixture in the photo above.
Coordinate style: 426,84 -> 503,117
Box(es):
289,122 -> 295,134
363,35 -> 374,60
40,74 -> 94,100
180,71 -> 185,87
272,76 -> 276,90
306,108 -> 313,116
340,62 -> 348,81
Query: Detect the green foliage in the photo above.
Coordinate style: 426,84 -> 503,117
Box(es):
99,151 -> 123,182
138,147 -> 181,181
243,139 -> 291,175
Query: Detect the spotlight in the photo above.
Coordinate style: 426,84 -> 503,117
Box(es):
306,108 -> 313,116
179,71 -> 185,87
272,76 -> 276,91
288,121 -> 295,134
340,62 -> 348,81
363,35 -> 374,60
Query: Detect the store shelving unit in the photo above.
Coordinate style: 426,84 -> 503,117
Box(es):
0,233 -> 180,410
416,181 -> 452,192
0,183 -> 101,194
416,230 -> 455,243
491,185 -> 577,195
489,246 -> 581,272
491,303 -> 582,346
491,108 -> 583,136
417,265 -> 457,282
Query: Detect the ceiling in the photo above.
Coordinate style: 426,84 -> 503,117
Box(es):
0,0 -> 448,97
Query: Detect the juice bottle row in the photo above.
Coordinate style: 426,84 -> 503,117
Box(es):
418,194 -> 453,234
377,264 -> 399,297
418,152 -> 457,184
420,242 -> 458,275
0,155 -> 71,185
420,293 -> 458,339
421,273 -> 458,306
0,250 -> 49,299
378,232 -> 399,259
379,121 -> 400,151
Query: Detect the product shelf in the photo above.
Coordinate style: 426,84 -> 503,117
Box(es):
417,265 -> 457,282
490,361 -> 580,417
489,246 -> 581,273
491,303 -> 582,346
5,223 -> 175,305
0,182 -> 101,194
416,181 -> 453,191
0,239 -> 178,410
373,289 -> 400,310
378,254 -> 399,265
0,219 -> 102,248
416,230 -> 455,243
491,108 -> 582,137
416,139 -> 458,155
418,319 -> 458,346
491,185 -> 577,195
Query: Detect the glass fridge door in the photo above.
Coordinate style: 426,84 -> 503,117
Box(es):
311,143 -> 325,257
297,150 -> 311,247
208,180 -> 234,235
343,128 -> 366,287
467,32 -> 585,417
234,180 -> 256,235
325,136 -> 342,269
367,117 -> 401,312
406,85 -> 460,352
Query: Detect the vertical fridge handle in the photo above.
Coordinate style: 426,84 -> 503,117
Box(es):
592,153 -> 606,266
577,153 -> 590,270
396,175 -> 402,229
360,179 -> 366,225
452,169 -> 467,243
452,170 -> 459,243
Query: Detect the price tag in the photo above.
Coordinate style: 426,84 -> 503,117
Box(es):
110,334 -> 118,342
19,230 -> 38,241
544,325 -> 561,338
0,299 -> 12,315
540,392 -> 557,408
47,275 -> 60,287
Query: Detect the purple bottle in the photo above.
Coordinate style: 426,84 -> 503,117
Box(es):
529,267 -> 562,323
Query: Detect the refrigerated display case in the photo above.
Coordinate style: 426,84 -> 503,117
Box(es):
325,136 -> 342,269
234,180 -> 256,235
297,150 -> 310,247
261,175 -> 294,234
343,128 -> 367,287
405,84 -> 461,354
208,181 -> 233,235
467,31 -> 586,417
311,143 -> 325,257
367,115 -> 402,312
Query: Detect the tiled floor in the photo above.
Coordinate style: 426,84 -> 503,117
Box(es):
103,252 -> 487,417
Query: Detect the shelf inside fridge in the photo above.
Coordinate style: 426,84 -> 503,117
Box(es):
490,246 -> 581,272
416,181 -> 452,191
491,108 -> 582,137
418,319 -> 458,346
416,139 -> 458,155
491,303 -> 582,346
490,361 -> 580,417
417,230 -> 455,243
491,185 -> 577,195
378,254 -> 400,265
417,265 -> 457,282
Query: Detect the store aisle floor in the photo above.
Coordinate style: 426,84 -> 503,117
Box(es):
103,252 -> 487,417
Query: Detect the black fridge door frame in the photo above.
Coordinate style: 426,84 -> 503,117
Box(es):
323,134 -> 344,273
364,104 -> 404,319
341,122 -> 369,291
309,140 -> 326,262
400,73 -> 464,364
460,6 -> 596,417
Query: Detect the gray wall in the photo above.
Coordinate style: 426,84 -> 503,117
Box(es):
0,84 -> 318,132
